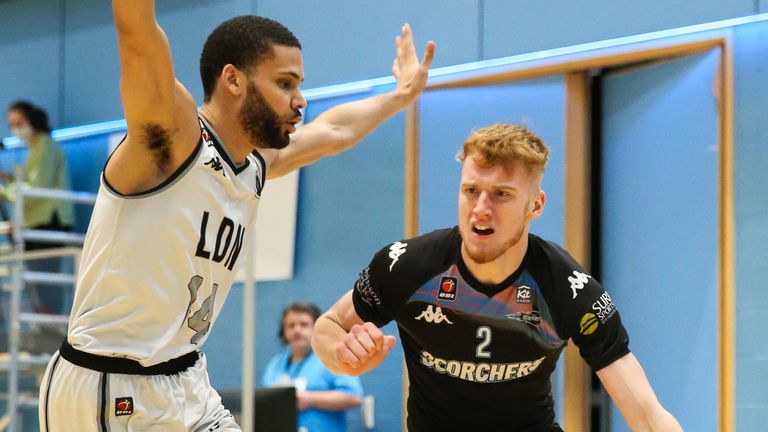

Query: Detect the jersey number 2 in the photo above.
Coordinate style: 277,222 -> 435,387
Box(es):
476,326 -> 492,358
186,275 -> 219,345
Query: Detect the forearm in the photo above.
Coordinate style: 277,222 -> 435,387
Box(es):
311,89 -> 411,154
311,315 -> 358,376
302,391 -> 362,411
113,0 -> 157,35
597,354 -> 683,431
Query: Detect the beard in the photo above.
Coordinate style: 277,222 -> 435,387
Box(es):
461,204 -> 530,264
462,225 -> 525,264
239,81 -> 297,150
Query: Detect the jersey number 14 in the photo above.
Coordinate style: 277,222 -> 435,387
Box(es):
185,275 -> 219,345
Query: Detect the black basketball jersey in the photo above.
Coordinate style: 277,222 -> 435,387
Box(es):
352,227 -> 630,431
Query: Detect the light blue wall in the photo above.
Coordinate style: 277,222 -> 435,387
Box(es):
1,1 -> 762,136
733,21 -> 768,432
0,0 -> 64,129
482,0 -> 755,59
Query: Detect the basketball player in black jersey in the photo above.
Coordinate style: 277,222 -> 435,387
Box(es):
313,125 -> 682,431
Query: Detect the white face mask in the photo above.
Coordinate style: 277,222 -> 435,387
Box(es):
11,125 -> 34,142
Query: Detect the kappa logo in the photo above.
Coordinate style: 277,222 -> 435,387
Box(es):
204,157 -> 225,175
438,277 -> 457,301
115,397 -> 134,416
415,305 -> 453,324
568,271 -> 592,299
388,241 -> 408,271
516,286 -> 532,304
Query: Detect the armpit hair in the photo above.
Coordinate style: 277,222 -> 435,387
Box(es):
140,123 -> 173,171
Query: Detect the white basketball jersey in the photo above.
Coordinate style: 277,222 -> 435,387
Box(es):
68,116 -> 265,366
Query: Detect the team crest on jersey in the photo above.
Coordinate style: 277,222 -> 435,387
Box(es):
115,397 -> 134,416
201,129 -> 214,147
516,285 -> 532,304
438,277 -> 457,301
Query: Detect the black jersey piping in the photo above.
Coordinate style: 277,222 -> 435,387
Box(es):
43,351 -> 61,432
99,372 -> 108,432
198,115 -> 251,175
102,133 -> 203,198
455,231 -> 532,297
250,149 -> 267,195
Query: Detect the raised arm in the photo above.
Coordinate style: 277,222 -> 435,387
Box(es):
265,24 -> 436,179
597,353 -> 683,431
108,0 -> 200,194
312,291 -> 396,376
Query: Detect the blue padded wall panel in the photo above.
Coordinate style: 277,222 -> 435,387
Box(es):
257,0 -> 480,88
0,0 -> 63,137
483,0 -> 756,60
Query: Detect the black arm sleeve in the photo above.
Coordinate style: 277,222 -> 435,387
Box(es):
546,243 -> 630,371
351,243 -> 412,328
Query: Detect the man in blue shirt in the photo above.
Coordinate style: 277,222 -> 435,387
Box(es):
262,302 -> 363,432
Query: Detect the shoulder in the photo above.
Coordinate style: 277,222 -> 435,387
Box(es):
527,234 -> 586,276
370,227 -> 460,278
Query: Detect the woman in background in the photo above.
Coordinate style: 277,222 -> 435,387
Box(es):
4,100 -> 75,318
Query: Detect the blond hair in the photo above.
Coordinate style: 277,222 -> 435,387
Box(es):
457,124 -> 549,176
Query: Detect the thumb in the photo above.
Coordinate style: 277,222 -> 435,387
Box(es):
383,335 -> 397,353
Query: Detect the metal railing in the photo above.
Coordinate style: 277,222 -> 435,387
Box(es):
1,166 -> 96,432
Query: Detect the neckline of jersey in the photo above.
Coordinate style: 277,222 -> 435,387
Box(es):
454,230 -> 532,297
198,114 -> 252,175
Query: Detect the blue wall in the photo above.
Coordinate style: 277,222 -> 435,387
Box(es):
733,21 -> 768,431
0,0 -> 762,136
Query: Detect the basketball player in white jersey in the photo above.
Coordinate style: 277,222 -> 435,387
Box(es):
38,1 -> 435,430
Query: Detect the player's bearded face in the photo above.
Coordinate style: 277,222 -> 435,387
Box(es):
240,80 -> 297,149
458,158 -> 542,265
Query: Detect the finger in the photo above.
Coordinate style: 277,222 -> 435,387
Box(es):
392,58 -> 400,78
421,41 -> 436,69
354,327 -> 378,354
383,335 -> 397,353
399,23 -> 417,61
362,322 -> 385,351
337,346 -> 361,368
345,335 -> 372,362
395,35 -> 403,61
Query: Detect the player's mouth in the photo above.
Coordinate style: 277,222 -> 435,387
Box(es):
472,223 -> 494,236
284,117 -> 302,134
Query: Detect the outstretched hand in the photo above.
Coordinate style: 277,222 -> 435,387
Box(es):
392,23 -> 436,104
336,322 -> 397,374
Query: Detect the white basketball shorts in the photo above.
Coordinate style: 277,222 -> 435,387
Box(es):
39,348 -> 239,431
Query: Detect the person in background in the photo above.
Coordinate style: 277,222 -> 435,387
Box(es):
4,100 -> 75,317
263,302 -> 363,432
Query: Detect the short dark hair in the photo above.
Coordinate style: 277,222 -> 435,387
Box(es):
8,100 -> 51,134
278,301 -> 321,344
199,15 -> 301,102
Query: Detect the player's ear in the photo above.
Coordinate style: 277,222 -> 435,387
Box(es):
528,190 -> 546,220
220,64 -> 246,96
